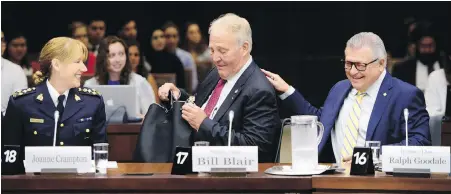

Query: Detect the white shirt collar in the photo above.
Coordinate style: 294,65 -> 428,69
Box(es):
351,69 -> 386,98
225,55 -> 253,83
46,79 -> 70,107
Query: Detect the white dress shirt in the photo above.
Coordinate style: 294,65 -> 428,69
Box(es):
425,69 -> 448,117
201,56 -> 253,119
331,70 -> 386,163
46,79 -> 69,107
416,60 -> 441,91
1,58 -> 28,114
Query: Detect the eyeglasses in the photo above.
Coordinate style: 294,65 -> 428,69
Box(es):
343,58 -> 378,71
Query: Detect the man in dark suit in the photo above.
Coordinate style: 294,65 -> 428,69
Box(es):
392,21 -> 444,91
158,13 -> 281,162
263,32 -> 431,164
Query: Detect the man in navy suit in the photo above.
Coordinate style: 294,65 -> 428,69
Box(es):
263,32 -> 431,163
158,13 -> 281,162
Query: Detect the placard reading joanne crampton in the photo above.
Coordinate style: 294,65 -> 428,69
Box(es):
25,146 -> 92,173
192,146 -> 258,172
382,146 -> 450,173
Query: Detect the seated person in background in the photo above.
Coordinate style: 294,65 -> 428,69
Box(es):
84,36 -> 156,116
127,40 -> 159,103
182,22 -> 213,83
163,21 -> 198,92
2,37 -> 107,174
1,31 -> 28,115
263,32 -> 431,164
147,27 -> 186,90
159,13 -> 281,162
3,32 -> 33,76
425,48 -> 451,117
392,21 -> 443,91
69,21 -> 97,76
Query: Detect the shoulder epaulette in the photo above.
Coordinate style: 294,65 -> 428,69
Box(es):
12,87 -> 36,99
77,87 -> 101,97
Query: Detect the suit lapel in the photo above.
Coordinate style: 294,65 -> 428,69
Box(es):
366,73 -> 393,140
35,83 -> 57,119
213,62 -> 256,122
60,89 -> 85,123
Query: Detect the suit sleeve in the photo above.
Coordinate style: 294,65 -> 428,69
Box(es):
1,97 -> 25,174
394,88 -> 431,146
282,89 -> 322,117
92,96 -> 107,144
195,89 -> 279,155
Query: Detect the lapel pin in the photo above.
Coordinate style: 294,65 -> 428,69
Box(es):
36,93 -> 43,101
383,92 -> 387,97
75,94 -> 81,101
234,89 -> 238,94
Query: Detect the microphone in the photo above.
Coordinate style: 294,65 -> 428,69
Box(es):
228,111 -> 234,146
53,111 -> 59,147
404,108 -> 409,146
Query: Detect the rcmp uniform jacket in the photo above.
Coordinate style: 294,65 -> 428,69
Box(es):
1,81 -> 107,174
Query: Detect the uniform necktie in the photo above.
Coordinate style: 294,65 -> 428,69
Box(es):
341,92 -> 366,160
204,79 -> 226,117
57,95 -> 65,120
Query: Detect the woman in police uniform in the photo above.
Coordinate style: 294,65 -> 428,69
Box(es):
1,37 -> 107,174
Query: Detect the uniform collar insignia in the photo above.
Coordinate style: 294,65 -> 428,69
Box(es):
75,94 -> 81,102
36,93 -> 44,102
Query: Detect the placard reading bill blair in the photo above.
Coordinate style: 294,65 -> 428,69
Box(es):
32,155 -> 89,164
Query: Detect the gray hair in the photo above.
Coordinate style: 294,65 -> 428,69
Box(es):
208,13 -> 253,52
346,32 -> 387,66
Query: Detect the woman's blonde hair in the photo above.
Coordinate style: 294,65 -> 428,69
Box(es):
33,37 -> 88,85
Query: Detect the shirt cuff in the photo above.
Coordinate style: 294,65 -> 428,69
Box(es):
279,86 -> 295,100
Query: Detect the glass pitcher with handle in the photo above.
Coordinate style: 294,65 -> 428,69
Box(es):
283,115 -> 324,171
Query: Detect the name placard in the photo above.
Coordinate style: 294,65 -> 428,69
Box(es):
382,146 -> 450,173
24,146 -> 92,173
192,146 -> 258,172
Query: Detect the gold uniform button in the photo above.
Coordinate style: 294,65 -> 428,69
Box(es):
60,123 -> 64,127
60,142 -> 64,146
33,131 -> 37,135
86,129 -> 90,133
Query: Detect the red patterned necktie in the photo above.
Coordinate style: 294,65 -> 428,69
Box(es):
204,79 -> 226,117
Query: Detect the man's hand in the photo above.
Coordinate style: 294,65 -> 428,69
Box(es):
261,69 -> 290,93
342,155 -> 352,163
158,83 -> 180,101
181,103 -> 207,130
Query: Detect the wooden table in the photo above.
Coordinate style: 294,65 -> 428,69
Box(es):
107,124 -> 141,162
3,163 -> 451,193
2,163 -> 312,193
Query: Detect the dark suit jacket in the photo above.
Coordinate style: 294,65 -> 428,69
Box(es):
180,61 -> 281,162
392,57 -> 444,86
282,72 -> 431,163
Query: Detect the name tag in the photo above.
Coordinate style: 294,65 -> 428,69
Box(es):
30,118 -> 44,123
382,146 -> 450,173
192,146 -> 258,172
24,146 -> 92,173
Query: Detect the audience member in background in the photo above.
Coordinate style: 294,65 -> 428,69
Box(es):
403,17 -> 418,58
182,22 -> 213,83
162,21 -> 198,93
1,31 -> 27,115
84,36 -> 155,116
87,19 -> 106,56
119,20 -> 138,42
147,27 -> 186,90
2,37 -> 107,175
263,32 -> 430,163
69,21 -> 96,75
127,40 -> 159,103
3,32 -> 32,76
425,47 -> 451,117
392,21 -> 444,91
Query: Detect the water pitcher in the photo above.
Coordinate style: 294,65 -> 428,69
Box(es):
283,115 -> 324,171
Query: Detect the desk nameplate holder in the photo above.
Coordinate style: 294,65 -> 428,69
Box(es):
25,146 -> 92,174
191,146 -> 258,177
382,146 -> 450,178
